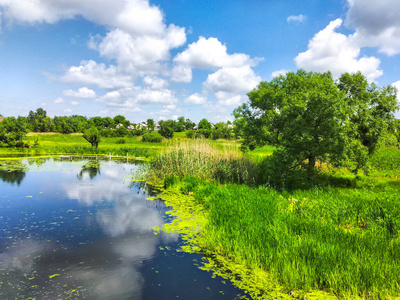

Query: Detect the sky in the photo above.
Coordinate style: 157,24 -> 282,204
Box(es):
0,0 -> 400,123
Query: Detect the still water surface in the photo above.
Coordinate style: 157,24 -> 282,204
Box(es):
0,158 -> 246,299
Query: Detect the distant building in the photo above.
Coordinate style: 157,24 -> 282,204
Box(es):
0,116 -> 4,122
154,122 -> 161,131
137,123 -> 148,130
127,125 -> 135,130
115,123 -> 124,129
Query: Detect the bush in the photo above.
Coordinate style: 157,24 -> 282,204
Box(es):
142,132 -> 163,143
186,130 -> 194,138
116,138 -> 126,144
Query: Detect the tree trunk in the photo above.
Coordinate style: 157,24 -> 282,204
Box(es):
307,155 -> 316,181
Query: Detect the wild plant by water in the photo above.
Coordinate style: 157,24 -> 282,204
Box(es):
150,139 -> 258,185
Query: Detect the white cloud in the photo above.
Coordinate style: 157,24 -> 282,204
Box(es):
142,76 -> 168,90
171,115 -> 178,120
97,87 -> 177,107
346,0 -> 400,56
61,60 -> 133,89
70,101 -> 79,106
204,66 -> 261,93
91,26 -> 185,74
174,36 -> 257,70
271,69 -> 289,78
214,92 -> 245,107
185,93 -> 206,105
64,109 -> 72,113
287,14 -> 306,24
0,0 -> 166,36
63,87 -> 96,98
54,97 -> 64,104
393,81 -> 400,100
136,89 -> 177,105
295,19 -> 383,81
170,64 -> 192,83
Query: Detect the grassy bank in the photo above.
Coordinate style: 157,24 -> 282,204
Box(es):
150,141 -> 400,299
0,132 -> 168,158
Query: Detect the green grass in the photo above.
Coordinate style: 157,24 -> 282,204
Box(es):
150,142 -> 400,299
0,133 -> 166,158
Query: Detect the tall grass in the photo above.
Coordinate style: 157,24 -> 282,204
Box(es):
172,179 -> 400,299
150,139 -> 258,185
150,142 -> 400,298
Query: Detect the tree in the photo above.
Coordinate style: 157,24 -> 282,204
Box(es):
235,70 -> 348,180
159,120 -> 175,139
82,127 -> 101,148
198,118 -> 211,130
235,70 -> 399,180
0,116 -> 28,147
147,119 -> 155,131
338,72 -> 398,173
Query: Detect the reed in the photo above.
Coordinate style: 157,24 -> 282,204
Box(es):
150,139 -> 258,185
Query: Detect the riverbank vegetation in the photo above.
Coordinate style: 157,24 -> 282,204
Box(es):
149,71 -> 400,299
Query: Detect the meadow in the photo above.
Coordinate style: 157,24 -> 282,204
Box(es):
149,139 -> 400,299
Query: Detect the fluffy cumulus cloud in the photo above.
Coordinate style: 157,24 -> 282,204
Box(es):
346,0 -> 400,56
0,0 -> 166,36
63,87 -> 96,98
287,14 -> 306,24
204,66 -> 261,94
295,19 -> 382,81
185,93 -> 207,105
171,36 -> 260,83
61,60 -> 133,90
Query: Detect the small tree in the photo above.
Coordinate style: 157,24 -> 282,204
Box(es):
147,119 -> 155,131
82,127 -> 101,148
159,120 -> 175,139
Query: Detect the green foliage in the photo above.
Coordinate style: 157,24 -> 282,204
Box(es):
235,70 -> 399,181
115,125 -> 127,137
159,120 -> 175,139
338,72 -> 398,173
195,128 -> 210,138
115,138 -> 126,144
150,140 -> 257,185
142,132 -> 163,143
147,118 -> 155,131
82,127 -> 101,148
198,118 -> 211,130
186,130 -> 195,138
0,116 -> 28,147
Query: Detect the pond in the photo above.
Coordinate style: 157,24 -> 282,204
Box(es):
0,158 -> 247,299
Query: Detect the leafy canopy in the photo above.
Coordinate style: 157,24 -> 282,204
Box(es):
82,127 -> 101,148
234,70 -> 398,179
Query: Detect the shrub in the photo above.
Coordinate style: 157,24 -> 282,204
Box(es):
142,132 -> 163,143
186,130 -> 194,138
115,138 -> 126,144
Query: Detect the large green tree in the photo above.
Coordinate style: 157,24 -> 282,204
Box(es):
235,70 -> 398,179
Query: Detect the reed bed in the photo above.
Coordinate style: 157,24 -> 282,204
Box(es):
150,139 -> 258,185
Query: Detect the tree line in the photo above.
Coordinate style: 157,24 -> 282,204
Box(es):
0,109 -> 236,147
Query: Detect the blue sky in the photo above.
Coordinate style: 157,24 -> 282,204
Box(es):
0,0 -> 399,123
